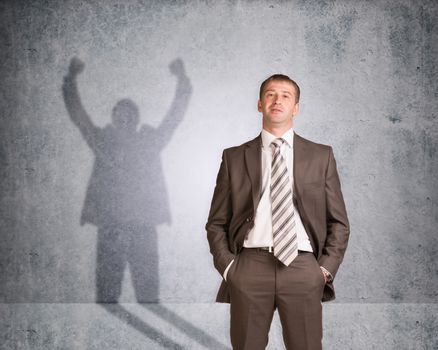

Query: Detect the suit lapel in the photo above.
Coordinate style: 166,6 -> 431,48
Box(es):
244,132 -> 306,215
293,132 -> 317,251
293,132 -> 306,198
244,132 -> 310,231
244,134 -> 262,213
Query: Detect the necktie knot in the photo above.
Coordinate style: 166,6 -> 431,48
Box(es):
271,138 -> 285,150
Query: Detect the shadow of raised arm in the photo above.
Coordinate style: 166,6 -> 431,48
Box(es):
151,58 -> 193,150
62,57 -> 99,151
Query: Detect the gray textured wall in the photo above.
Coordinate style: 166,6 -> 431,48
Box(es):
1,0 -> 437,349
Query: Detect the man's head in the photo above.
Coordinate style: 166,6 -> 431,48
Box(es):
259,74 -> 300,103
258,74 -> 300,133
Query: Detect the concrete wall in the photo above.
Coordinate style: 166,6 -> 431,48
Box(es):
1,0 -> 437,348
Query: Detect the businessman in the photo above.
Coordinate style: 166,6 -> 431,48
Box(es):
206,74 -> 350,349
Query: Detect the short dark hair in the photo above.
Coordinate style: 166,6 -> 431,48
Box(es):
259,74 -> 300,103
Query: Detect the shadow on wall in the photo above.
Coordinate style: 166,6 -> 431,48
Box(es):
62,56 -> 192,303
62,58 -> 230,349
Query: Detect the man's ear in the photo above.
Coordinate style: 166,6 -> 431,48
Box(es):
257,100 -> 262,112
293,102 -> 300,116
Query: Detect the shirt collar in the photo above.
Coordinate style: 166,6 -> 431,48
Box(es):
261,128 -> 294,149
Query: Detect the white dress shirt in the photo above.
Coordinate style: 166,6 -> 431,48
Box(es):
224,128 -> 313,280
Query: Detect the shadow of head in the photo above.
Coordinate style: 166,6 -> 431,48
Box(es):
112,99 -> 140,133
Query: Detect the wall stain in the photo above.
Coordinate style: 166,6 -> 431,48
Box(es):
304,9 -> 358,63
387,115 -> 402,123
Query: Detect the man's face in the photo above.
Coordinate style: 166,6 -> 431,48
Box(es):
258,80 -> 299,130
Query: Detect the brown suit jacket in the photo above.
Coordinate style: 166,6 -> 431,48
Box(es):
206,132 -> 350,302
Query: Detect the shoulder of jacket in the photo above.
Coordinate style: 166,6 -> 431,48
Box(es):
295,133 -> 332,152
223,135 -> 260,154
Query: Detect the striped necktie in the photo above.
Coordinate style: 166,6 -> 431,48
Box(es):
270,138 -> 298,266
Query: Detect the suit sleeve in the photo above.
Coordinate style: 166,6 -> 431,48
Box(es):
206,150 -> 235,276
318,146 -> 350,278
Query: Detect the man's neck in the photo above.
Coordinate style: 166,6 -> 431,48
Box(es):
262,124 -> 294,137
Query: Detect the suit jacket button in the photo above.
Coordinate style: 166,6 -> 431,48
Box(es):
246,217 -> 252,222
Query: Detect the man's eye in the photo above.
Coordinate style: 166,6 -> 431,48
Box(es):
283,95 -> 289,98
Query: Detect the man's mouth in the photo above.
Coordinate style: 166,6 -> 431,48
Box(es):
271,107 -> 283,112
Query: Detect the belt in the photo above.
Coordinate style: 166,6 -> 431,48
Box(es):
244,246 -> 274,253
243,247 -> 311,255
